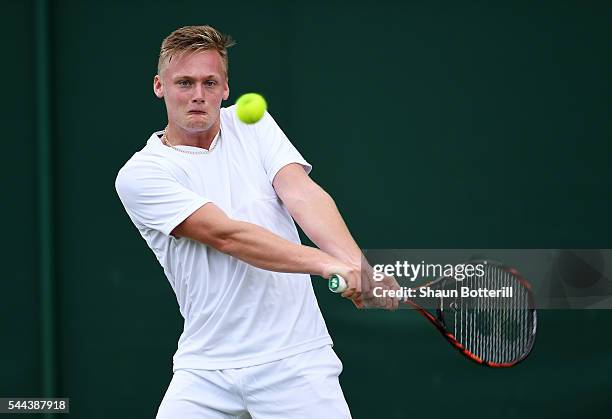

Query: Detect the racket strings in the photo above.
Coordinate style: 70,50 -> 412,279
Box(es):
445,265 -> 534,364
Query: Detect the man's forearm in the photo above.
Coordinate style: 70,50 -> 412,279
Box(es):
285,183 -> 364,267
218,219 -> 340,278
172,202 -> 349,279
271,164 -> 395,305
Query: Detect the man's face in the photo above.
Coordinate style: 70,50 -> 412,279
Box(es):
154,50 -> 229,133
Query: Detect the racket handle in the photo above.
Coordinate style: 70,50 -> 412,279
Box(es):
328,274 -> 348,293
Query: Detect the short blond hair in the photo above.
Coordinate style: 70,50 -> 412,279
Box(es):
158,25 -> 235,78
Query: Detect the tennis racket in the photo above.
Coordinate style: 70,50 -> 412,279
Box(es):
328,261 -> 537,368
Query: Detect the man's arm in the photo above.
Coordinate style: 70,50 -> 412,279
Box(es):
273,163 -> 398,307
273,164 -> 361,264
171,202 -> 361,290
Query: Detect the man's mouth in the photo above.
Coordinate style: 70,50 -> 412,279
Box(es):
188,110 -> 207,115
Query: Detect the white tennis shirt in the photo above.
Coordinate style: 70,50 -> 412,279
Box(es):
115,106 -> 332,370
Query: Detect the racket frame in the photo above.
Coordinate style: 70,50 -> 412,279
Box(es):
405,261 -> 537,368
328,261 -> 538,368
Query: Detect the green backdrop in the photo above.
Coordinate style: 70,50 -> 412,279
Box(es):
2,1 -> 611,418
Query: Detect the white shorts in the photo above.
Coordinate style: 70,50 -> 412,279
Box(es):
156,345 -> 351,419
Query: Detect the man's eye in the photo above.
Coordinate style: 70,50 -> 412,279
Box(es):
206,80 -> 217,87
178,80 -> 191,86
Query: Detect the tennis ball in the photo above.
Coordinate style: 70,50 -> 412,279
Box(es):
235,93 -> 267,124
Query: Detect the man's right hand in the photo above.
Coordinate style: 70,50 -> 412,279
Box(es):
322,263 -> 362,303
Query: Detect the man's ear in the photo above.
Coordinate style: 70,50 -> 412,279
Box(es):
223,80 -> 229,101
153,75 -> 164,98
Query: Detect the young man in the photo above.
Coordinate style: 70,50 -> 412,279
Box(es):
116,25 -> 396,418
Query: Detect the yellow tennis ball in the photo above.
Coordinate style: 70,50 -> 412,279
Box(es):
235,93 -> 267,124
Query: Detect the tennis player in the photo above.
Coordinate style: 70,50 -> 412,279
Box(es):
115,25 -> 396,419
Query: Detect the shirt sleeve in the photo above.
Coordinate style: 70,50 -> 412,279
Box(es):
115,160 -> 209,236
254,111 -> 312,183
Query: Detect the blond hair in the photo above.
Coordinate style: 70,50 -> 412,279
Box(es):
158,25 -> 235,78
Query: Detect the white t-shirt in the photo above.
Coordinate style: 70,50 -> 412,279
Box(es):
115,106 -> 332,370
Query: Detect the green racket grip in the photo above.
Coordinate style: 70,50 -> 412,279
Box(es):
328,274 -> 348,293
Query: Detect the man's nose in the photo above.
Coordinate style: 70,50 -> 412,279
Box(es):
192,84 -> 205,102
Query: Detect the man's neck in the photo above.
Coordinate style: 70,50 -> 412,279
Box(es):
165,122 -> 220,150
